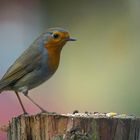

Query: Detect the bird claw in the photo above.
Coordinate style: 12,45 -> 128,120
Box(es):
18,112 -> 29,117
41,110 -> 59,115
41,109 -> 49,113
24,112 -> 29,115
49,112 -> 59,115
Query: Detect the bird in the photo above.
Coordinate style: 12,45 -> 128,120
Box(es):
0,28 -> 76,114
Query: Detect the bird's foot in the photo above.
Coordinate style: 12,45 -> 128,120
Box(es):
49,111 -> 60,115
41,109 -> 49,114
24,112 -> 29,115
41,110 -> 59,115
18,112 -> 29,117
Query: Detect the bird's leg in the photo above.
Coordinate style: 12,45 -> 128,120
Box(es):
15,91 -> 28,114
23,91 -> 48,113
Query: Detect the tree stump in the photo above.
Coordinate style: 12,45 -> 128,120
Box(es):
7,112 -> 140,140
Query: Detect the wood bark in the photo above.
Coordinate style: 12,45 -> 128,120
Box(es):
7,113 -> 140,140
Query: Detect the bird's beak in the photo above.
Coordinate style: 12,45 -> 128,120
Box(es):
67,38 -> 76,41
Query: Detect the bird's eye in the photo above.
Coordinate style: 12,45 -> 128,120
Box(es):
52,33 -> 60,39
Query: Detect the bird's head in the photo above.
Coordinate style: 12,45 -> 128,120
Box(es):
42,28 -> 76,51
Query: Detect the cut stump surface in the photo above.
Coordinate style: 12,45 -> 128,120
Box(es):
7,112 -> 140,140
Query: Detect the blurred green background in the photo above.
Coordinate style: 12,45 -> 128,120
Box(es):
0,0 -> 140,123
40,0 -> 140,115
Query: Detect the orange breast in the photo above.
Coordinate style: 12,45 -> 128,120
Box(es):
45,45 -> 61,72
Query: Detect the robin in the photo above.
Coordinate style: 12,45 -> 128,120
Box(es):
0,28 -> 76,114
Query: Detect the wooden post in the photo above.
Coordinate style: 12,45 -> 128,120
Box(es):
7,112 -> 140,140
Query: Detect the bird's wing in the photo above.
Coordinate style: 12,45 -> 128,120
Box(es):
0,44 -> 43,90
